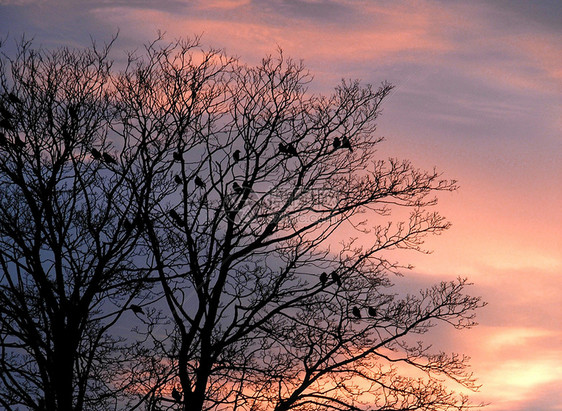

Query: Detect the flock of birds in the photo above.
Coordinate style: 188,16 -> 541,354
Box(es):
319,271 -> 377,319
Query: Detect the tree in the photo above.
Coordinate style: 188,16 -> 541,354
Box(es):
114,40 -> 485,410
0,36 -> 485,411
0,38 -> 160,410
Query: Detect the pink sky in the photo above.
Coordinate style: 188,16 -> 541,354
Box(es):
2,1 -> 561,409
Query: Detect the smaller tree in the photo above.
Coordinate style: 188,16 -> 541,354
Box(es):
0,38 -> 158,410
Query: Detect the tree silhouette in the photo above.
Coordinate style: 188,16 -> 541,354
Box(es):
0,36 -> 485,411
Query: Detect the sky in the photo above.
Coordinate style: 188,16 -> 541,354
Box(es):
1,1 -> 561,410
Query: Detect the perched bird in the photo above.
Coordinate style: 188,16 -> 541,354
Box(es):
0,118 -> 14,131
233,149 -> 241,163
91,148 -> 102,160
194,175 -> 205,188
7,92 -> 22,105
102,152 -> 117,164
368,306 -> 377,317
174,175 -> 183,185
332,137 -> 341,150
320,272 -> 328,287
285,143 -> 297,157
130,304 -> 144,314
232,182 -> 243,194
341,136 -> 352,151
172,387 -> 182,403
173,151 -> 182,162
331,271 -> 342,287
278,143 -> 287,155
352,306 -> 361,319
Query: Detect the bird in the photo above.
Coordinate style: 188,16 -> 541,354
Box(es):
0,118 -> 14,131
368,306 -> 377,317
233,149 -> 241,163
91,148 -> 102,160
341,136 -> 352,151
232,182 -> 243,194
172,387 -> 182,402
174,175 -> 183,185
331,271 -> 342,287
320,272 -> 328,287
130,304 -> 144,314
7,92 -> 22,105
278,143 -> 287,155
352,306 -> 361,319
173,151 -> 182,162
194,175 -> 205,188
286,143 -> 297,157
102,152 -> 117,164
332,137 -> 341,150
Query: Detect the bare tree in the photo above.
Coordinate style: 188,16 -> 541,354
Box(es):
0,38 -> 161,410
0,36 -> 485,411
115,40 -> 485,410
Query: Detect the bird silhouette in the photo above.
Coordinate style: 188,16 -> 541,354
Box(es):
194,176 -> 205,188
278,143 -> 286,154
320,272 -> 328,287
102,152 -> 117,164
174,175 -> 183,185
172,387 -> 182,402
332,137 -> 341,150
341,136 -> 352,151
352,306 -> 361,319
368,306 -> 376,317
91,148 -> 102,160
130,304 -> 144,314
232,182 -> 243,194
7,92 -> 22,105
331,271 -> 342,287
286,143 -> 297,157
173,151 -> 182,162
233,149 -> 241,163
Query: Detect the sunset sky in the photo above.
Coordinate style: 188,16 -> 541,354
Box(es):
1,1 -> 561,410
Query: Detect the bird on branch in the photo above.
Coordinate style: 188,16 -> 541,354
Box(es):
320,272 -> 328,287
194,175 -> 206,188
331,271 -> 342,287
368,306 -> 377,317
233,149 -> 241,163
173,151 -> 182,162
174,175 -> 183,185
172,387 -> 182,403
332,137 -> 341,150
130,304 -> 144,314
341,136 -> 352,151
352,306 -> 361,319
